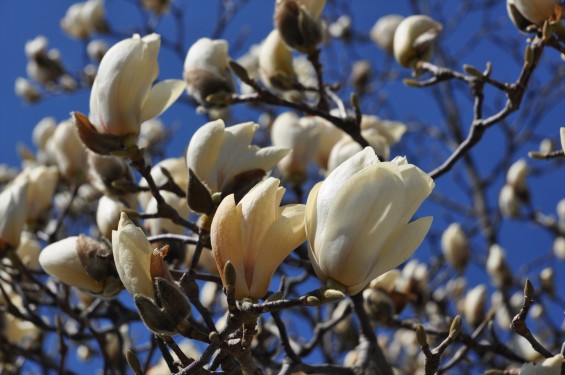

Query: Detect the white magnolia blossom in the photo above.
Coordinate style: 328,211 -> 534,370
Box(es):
306,147 -> 434,295
393,15 -> 442,68
486,244 -> 512,288
186,119 -> 289,194
274,0 -> 326,52
46,119 -> 88,180
0,179 -> 28,250
15,231 -> 42,271
313,117 -> 345,170
89,33 -> 186,137
183,38 -> 234,107
32,117 -> 56,150
60,0 -> 106,39
86,39 -> 109,62
506,159 -> 528,193
370,15 -> 404,54
441,223 -> 469,270
138,157 -> 188,209
553,237 -> 565,260
508,0 -> 558,27
259,30 -> 300,100
15,165 -> 58,222
271,112 -> 320,180
112,212 -> 155,300
25,35 -> 65,85
211,177 -> 306,299
519,354 -> 564,375
144,191 -> 191,235
462,284 -> 487,326
39,236 -> 121,296
96,195 -> 128,240
498,184 -> 521,218
14,77 -> 40,102
560,127 -> 565,153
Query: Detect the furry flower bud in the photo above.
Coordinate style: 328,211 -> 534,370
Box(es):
393,15 -> 442,69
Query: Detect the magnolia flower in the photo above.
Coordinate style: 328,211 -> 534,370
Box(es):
499,184 -> 522,218
183,38 -> 235,108
462,284 -> 486,326
15,77 -> 40,102
259,30 -> 300,100
274,0 -> 326,52
86,39 -> 109,62
486,244 -> 512,289
25,36 -> 65,85
47,119 -> 88,181
15,165 -> 58,222
554,237 -> 565,260
60,0 -> 106,39
211,177 -> 306,299
32,117 -> 56,150
305,147 -> 434,296
138,157 -> 188,209
506,159 -> 528,194
112,213 -> 156,300
507,0 -> 558,30
144,191 -> 191,235
186,119 -> 289,195
441,223 -> 469,270
560,127 -> 565,153
271,112 -> 320,181
371,15 -> 404,54
96,195 -> 129,239
393,15 -> 442,69
39,235 -> 121,296
519,354 -> 564,375
16,231 -> 41,271
0,179 -> 28,250
313,117 -> 345,170
74,34 -> 186,155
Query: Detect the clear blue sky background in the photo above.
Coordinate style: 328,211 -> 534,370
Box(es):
1,0 -> 564,372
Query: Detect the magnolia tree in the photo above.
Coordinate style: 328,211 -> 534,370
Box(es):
2,0 -> 565,374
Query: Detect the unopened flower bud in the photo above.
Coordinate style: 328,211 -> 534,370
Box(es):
259,30 -> 300,100
0,179 -> 28,251
15,231 -> 41,270
499,184 -> 522,218
60,0 -> 107,39
363,288 -> 395,322
441,223 -> 469,270
507,0 -> 558,31
47,119 -> 88,181
487,244 -> 512,289
86,39 -> 109,62
15,165 -> 58,222
371,15 -> 404,54
271,112 -> 320,183
462,284 -> 487,327
539,267 -> 554,295
553,237 -> 565,260
274,0 -> 325,53
393,15 -> 442,69
183,38 -> 235,109
32,117 -> 56,150
39,235 -> 121,296
15,77 -> 40,102
113,213 -> 156,301
506,159 -> 528,194
96,195 -> 129,239
350,60 -> 372,93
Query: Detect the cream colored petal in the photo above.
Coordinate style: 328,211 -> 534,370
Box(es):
249,204 -> 306,298
140,79 -> 186,124
347,216 -> 433,296
316,164 -> 405,287
112,213 -> 154,300
186,119 -> 225,191
560,127 -> 565,153
240,178 -> 280,264
210,194 -> 248,299
39,237 -> 103,293
395,163 -> 435,223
